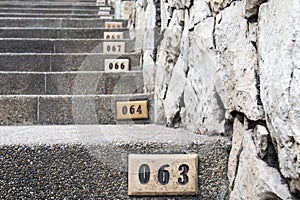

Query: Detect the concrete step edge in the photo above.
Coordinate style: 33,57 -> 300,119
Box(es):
0,70 -> 143,74
0,124 -> 228,145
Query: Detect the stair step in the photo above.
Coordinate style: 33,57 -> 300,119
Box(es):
0,13 -> 104,18
0,28 -> 129,39
0,18 -> 128,28
0,125 -> 229,199
0,71 -> 144,95
0,4 -> 101,10
0,8 -> 100,14
0,53 -> 141,72
0,94 -> 154,125
0,1 -> 97,5
0,39 -> 135,53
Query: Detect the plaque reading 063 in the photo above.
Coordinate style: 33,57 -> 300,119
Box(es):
116,101 -> 148,120
128,154 -> 198,196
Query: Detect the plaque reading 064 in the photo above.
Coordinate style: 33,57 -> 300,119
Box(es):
116,101 -> 148,120
128,154 -> 198,196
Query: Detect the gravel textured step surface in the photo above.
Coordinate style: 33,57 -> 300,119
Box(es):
0,125 -> 230,199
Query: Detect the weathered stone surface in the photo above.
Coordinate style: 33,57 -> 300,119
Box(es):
215,1 -> 264,121
205,0 -> 234,13
243,0 -> 264,19
230,133 -> 293,200
258,0 -> 300,193
189,0 -> 211,29
154,9 -> 184,124
228,115 -> 244,190
164,9 -> 189,127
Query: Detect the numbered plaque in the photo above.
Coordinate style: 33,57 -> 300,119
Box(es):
104,32 -> 124,40
96,0 -> 106,6
100,16 -> 113,19
99,6 -> 111,11
105,21 -> 123,29
103,42 -> 125,54
98,11 -> 110,16
116,101 -> 148,120
128,154 -> 198,196
105,59 -> 129,72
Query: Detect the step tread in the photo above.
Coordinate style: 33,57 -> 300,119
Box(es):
0,126 -> 229,199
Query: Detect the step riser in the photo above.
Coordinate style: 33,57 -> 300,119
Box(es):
0,40 -> 135,53
0,95 -> 154,125
0,19 -> 127,28
0,13 -> 104,18
0,29 -> 129,39
0,135 -> 229,199
0,72 -> 144,95
0,54 -> 141,72
0,5 -> 102,9
0,0 -> 97,3
0,9 -> 100,14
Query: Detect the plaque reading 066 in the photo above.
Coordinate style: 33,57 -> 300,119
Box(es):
116,101 -> 148,120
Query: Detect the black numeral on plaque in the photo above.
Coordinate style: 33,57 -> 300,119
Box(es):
122,105 -> 142,115
178,164 -> 189,185
106,45 -> 122,53
108,62 -> 126,70
138,164 -> 190,185
138,164 -> 150,184
158,164 -> 170,185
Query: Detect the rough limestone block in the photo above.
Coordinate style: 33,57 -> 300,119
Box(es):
258,0 -> 300,192
214,1 -> 264,121
230,133 -> 293,200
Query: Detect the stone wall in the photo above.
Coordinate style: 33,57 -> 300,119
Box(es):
129,0 -> 300,199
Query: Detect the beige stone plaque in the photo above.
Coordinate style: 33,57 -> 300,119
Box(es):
99,6 -> 111,11
104,59 -> 129,72
100,16 -> 113,19
116,101 -> 148,120
96,0 -> 106,6
104,32 -> 124,40
105,21 -> 123,29
98,11 -> 110,16
103,42 -> 125,54
128,154 -> 198,196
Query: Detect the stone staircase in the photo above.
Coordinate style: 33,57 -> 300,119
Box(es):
0,0 -> 153,125
0,1 -> 229,199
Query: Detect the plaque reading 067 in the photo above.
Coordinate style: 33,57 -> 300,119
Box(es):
116,101 -> 148,120
128,154 -> 198,196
